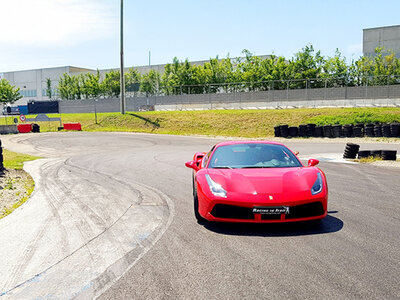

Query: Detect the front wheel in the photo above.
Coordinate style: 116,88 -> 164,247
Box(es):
193,180 -> 206,224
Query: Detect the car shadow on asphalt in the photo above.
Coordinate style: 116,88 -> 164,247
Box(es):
202,213 -> 343,237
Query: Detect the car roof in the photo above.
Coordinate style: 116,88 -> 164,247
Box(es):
214,140 -> 286,148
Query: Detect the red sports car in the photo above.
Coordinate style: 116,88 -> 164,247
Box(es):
185,141 -> 328,223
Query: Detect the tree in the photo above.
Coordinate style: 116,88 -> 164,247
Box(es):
125,68 -> 142,93
102,70 -> 120,97
0,79 -> 23,104
140,70 -> 160,96
46,78 -> 52,99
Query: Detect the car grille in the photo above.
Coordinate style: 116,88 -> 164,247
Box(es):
285,202 -> 324,219
210,202 -> 324,220
211,204 -> 254,219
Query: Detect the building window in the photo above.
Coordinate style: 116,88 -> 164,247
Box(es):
20,90 -> 37,97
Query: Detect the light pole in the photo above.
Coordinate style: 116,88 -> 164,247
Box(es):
120,0 -> 126,114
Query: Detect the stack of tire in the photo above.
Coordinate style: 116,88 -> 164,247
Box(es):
274,122 -> 400,138
343,143 -> 360,159
343,143 -> 398,161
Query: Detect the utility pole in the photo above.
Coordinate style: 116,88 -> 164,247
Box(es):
120,0 -> 126,114
149,50 -> 151,66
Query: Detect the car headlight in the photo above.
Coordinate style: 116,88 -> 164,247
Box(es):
311,173 -> 323,195
205,174 -> 227,198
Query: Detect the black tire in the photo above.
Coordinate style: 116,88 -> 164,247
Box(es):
381,150 -> 397,161
193,178 -> 206,224
332,125 -> 342,138
306,124 -> 316,137
343,124 -> 353,137
390,123 -> 400,137
365,126 -> 375,137
374,125 -> 382,137
357,150 -> 371,159
382,124 -> 391,138
288,126 -> 299,137
298,125 -> 307,137
371,150 -> 382,158
274,126 -> 281,137
315,126 -> 323,137
353,126 -> 363,137
280,125 -> 289,138
322,125 -> 332,138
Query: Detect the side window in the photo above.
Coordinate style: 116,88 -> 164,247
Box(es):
202,145 -> 216,168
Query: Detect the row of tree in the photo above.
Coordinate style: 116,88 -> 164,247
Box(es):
1,45 -> 400,103
57,46 -> 400,99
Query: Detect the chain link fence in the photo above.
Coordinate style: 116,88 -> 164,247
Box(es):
57,75 -> 400,113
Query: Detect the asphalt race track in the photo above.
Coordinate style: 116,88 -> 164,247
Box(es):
1,132 -> 399,299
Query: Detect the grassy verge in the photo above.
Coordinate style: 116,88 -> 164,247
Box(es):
3,149 -> 41,170
0,107 -> 399,137
0,150 -> 41,219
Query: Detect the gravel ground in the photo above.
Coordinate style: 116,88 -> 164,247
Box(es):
0,169 -> 34,217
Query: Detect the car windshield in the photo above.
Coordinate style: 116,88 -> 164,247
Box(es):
208,143 -> 302,169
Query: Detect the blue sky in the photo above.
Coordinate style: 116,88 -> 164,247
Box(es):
1,0 -> 399,72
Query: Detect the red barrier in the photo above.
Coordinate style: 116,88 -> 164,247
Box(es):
17,123 -> 32,133
63,123 -> 82,131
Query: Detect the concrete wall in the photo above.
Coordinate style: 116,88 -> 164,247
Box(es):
57,84 -> 400,113
364,25 -> 400,57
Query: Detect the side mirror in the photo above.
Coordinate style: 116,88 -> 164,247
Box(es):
294,151 -> 299,156
185,161 -> 199,171
308,159 -> 319,167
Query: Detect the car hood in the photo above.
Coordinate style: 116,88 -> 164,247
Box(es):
206,167 -> 320,201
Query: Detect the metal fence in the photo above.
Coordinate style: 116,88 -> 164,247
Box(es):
53,75 -> 400,113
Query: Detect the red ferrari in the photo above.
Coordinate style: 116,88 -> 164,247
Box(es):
185,141 -> 328,223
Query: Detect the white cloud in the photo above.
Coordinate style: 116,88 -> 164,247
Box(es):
0,0 -> 117,47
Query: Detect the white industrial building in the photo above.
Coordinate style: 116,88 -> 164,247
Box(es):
0,56 -> 270,105
363,25 -> 400,57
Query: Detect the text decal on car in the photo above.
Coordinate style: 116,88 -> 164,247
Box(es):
252,206 -> 290,214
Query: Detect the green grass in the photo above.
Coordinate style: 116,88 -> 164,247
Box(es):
1,107 -> 400,137
0,177 -> 35,219
3,149 -> 41,170
0,150 -> 40,219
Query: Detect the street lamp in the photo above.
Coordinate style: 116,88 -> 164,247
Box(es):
120,0 -> 126,114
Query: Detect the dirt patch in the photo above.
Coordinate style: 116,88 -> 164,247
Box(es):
0,169 -> 34,218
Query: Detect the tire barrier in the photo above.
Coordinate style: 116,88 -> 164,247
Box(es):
274,126 -> 281,137
357,150 -> 371,159
306,124 -> 316,137
382,124 -> 391,138
343,143 -> 360,159
280,125 -> 289,138
343,146 -> 397,161
322,125 -> 332,138
381,150 -> 397,161
374,125 -> 383,137
343,124 -> 353,138
390,123 -> 400,137
315,126 -> 323,137
365,124 -> 375,137
332,125 -> 342,138
298,125 -> 307,137
288,126 -> 298,137
371,150 -> 382,158
274,123 -> 400,138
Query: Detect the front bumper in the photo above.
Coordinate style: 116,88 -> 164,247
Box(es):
207,201 -> 327,223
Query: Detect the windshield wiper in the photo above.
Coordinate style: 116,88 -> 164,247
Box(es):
240,166 -> 274,169
212,166 -> 233,169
